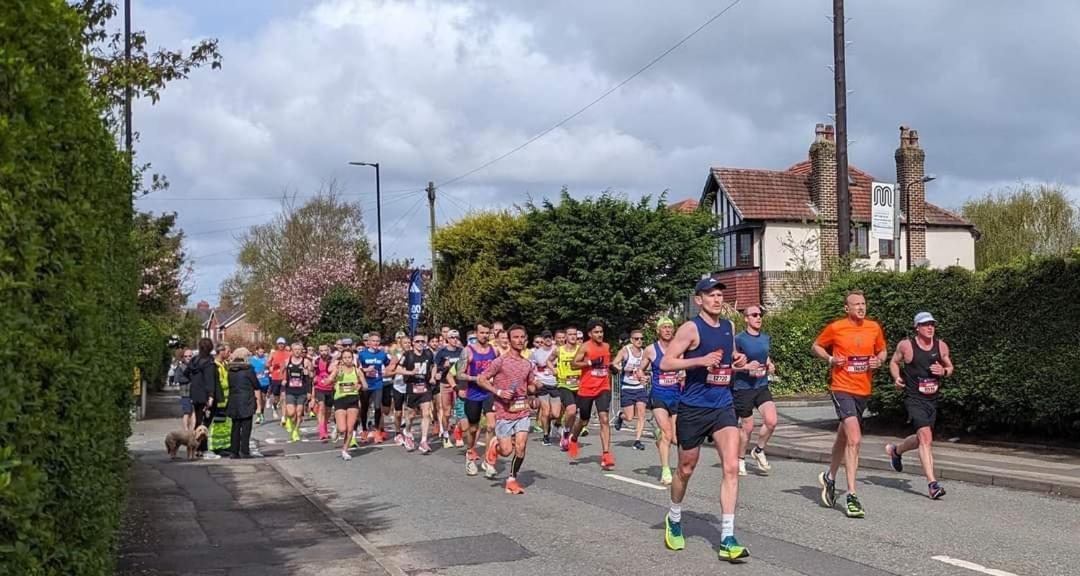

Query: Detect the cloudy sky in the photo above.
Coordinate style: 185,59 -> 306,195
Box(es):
129,0 -> 1080,304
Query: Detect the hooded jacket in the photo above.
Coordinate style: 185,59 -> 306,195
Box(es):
185,355 -> 223,405
226,361 -> 259,419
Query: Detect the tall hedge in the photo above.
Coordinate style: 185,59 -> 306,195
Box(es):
0,2 -> 137,574
765,260 -> 1080,437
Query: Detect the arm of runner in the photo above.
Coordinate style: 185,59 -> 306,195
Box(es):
870,326 -> 888,369
638,346 -> 653,380
476,356 -> 503,397
811,323 -> 844,367
611,346 -> 627,373
572,344 -> 590,369
890,339 -> 909,387
933,340 -> 954,377
526,364 -> 539,395
659,322 -> 720,372
546,349 -> 558,373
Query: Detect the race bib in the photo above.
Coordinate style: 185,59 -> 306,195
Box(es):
509,397 -> 528,412
288,376 -> 303,388
566,376 -> 579,387
706,365 -> 733,386
657,372 -> 680,388
917,377 -> 939,395
846,356 -> 871,374
591,368 -> 607,377
751,368 -> 768,378
340,382 -> 356,394
536,366 -> 548,374
412,383 -> 428,394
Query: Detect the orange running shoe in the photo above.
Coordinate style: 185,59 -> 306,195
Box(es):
373,431 -> 385,444
505,478 -> 525,495
568,439 -> 579,459
601,452 -> 615,470
359,430 -> 370,443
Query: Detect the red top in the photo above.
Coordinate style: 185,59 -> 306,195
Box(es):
578,340 -> 611,398
481,353 -> 537,421
269,350 -> 290,381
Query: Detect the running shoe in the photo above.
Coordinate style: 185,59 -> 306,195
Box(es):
341,451 -> 352,461
290,428 -> 301,443
395,434 -> 406,447
255,413 -> 263,425
660,467 -> 673,486
201,452 -> 221,460
359,430 -> 370,443
542,435 -> 552,447
614,415 -> 623,431
818,471 -> 837,508
928,481 -> 946,500
845,494 -> 866,518
531,423 -> 543,433
559,436 -> 570,452
443,436 -> 453,449
466,448 -> 480,461
350,435 -> 359,449
751,446 -> 771,473
483,461 -> 497,479
465,458 -> 479,476
738,459 -> 747,476
281,413 -> 287,427
485,443 -> 497,468
505,478 -> 525,495
403,435 -> 416,452
568,439 -> 579,459
374,431 -> 385,444
886,443 -> 903,472
717,535 -> 749,562
601,452 -> 615,470
663,513 -> 685,551
580,425 -> 589,437
633,440 -> 645,451
284,418 -> 293,433
418,440 -> 432,454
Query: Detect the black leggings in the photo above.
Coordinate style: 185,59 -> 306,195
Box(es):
230,416 -> 253,456
193,402 -> 210,452
360,389 -> 384,431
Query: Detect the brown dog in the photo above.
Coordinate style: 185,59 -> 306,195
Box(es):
165,425 -> 208,460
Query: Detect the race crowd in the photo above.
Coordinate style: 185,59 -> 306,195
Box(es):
169,276 -> 954,564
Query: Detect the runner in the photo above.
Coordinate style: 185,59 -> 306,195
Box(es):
312,344 -> 335,441
811,289 -> 887,518
428,333 -> 444,436
477,324 -> 538,493
434,330 -> 464,448
551,326 -> 581,451
734,305 -> 777,476
885,311 -> 953,500
577,329 -> 590,437
451,321 -> 497,476
613,328 -> 648,451
396,332 -> 436,453
358,332 -> 391,444
660,277 -> 749,562
530,330 -> 560,446
249,345 -> 270,424
283,342 -> 314,443
641,317 -> 680,485
327,344 -> 366,460
568,319 -> 614,470
268,337 -> 290,423
494,328 -> 511,357
385,333 -> 409,445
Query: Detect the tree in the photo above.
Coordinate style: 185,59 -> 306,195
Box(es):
132,212 -> 191,317
316,286 -> 368,335
962,183 -> 1080,268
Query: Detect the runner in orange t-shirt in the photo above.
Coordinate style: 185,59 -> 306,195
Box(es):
810,289 -> 886,518
268,337 -> 291,424
568,319 -> 614,469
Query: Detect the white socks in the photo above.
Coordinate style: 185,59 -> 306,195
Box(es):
668,502 -> 682,523
721,514 -> 735,539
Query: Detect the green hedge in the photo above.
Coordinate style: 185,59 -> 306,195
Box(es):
0,2 -> 137,574
133,319 -> 170,391
765,260 -> 1080,437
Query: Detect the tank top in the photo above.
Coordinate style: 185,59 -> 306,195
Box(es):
335,366 -> 360,397
578,341 -> 611,397
465,344 -> 497,401
620,346 -> 645,390
650,341 -> 682,402
285,358 -> 307,392
392,350 -> 406,393
904,337 -> 942,398
313,357 -> 333,391
555,345 -> 581,391
530,346 -> 557,387
679,316 -> 735,409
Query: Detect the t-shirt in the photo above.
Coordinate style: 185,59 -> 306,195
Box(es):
269,349 -> 290,382
814,318 -> 887,397
249,355 -> 270,387
578,341 -> 611,398
529,346 -> 557,387
358,348 -> 390,391
481,353 -> 536,421
400,349 -> 434,396
434,346 -> 463,385
734,331 -> 771,390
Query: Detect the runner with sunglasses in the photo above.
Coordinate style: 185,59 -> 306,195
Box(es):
733,305 -> 777,476
641,317 -> 680,485
613,329 -> 648,451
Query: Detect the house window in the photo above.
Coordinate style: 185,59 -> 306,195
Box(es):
737,232 -> 753,267
879,238 -> 895,259
853,227 -> 870,258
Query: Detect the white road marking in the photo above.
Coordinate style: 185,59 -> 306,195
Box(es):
605,473 -> 667,491
932,555 -> 1021,576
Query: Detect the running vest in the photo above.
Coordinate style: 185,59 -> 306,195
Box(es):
649,341 -> 681,402
679,316 -> 735,409
313,357 -> 332,391
578,341 -> 611,397
465,344 -> 496,401
335,367 -> 360,398
620,345 -> 645,390
285,358 -> 307,393
392,349 -> 406,393
530,346 -> 556,387
555,345 -> 581,391
904,337 -> 942,398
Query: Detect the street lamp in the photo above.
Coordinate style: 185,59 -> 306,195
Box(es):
894,174 -> 937,272
348,161 -> 382,275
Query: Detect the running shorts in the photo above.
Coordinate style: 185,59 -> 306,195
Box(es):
495,417 -> 531,438
676,404 -> 737,450
619,387 -> 648,407
334,394 -> 360,411
648,395 -> 679,416
285,392 -> 308,406
269,379 -> 283,396
464,397 -> 495,425
576,390 -> 612,422
314,389 -> 334,405
557,388 -> 577,409
406,391 -> 433,410
381,387 -> 394,408
179,397 -> 193,415
732,387 -> 774,419
831,391 -> 869,423
391,389 -> 406,412
904,395 -> 937,430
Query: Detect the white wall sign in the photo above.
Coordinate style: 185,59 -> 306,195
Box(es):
871,182 -> 896,239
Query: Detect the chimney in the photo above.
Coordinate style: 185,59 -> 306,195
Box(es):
196,300 -> 210,311
895,125 -> 926,269
809,123 -> 838,266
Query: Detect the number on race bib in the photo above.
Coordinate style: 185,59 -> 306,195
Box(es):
706,365 -> 733,386
917,377 -> 939,395
566,377 -> 579,386
412,384 -> 427,394
658,372 -> 679,388
288,377 -> 303,388
591,368 -> 607,377
846,356 -> 871,374
509,398 -> 528,412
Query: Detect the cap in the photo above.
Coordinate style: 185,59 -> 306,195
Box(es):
448,329 -> 460,338
395,331 -> 406,339
275,337 -> 287,345
914,312 -> 936,326
540,330 -> 552,338
694,277 -> 727,294
342,338 -> 354,346
656,316 -> 675,328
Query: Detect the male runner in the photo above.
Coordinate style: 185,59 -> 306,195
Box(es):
660,277 -> 749,562
530,330 -> 559,445
568,319 -> 614,469
283,342 -> 314,443
451,321 -> 497,476
641,317 -> 680,485
312,344 -> 335,441
397,332 -> 436,453
268,337 -> 290,422
434,330 -> 464,448
734,305 -> 777,476
886,311 -> 953,500
550,326 -> 581,451
477,325 -> 538,493
386,334 -> 410,445
613,329 -> 648,450
250,345 -> 270,424
811,289 -> 887,518
358,332 -> 391,443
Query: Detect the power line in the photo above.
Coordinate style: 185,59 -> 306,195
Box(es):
136,188 -> 425,203
434,0 -> 747,190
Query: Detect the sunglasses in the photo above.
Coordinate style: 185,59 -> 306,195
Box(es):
630,336 -> 643,341
413,339 -> 427,344
917,322 -> 936,327
747,313 -> 762,318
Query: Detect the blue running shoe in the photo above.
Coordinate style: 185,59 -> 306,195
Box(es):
886,443 -> 903,472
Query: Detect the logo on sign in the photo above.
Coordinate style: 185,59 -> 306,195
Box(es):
870,181 -> 896,239
410,282 -> 421,293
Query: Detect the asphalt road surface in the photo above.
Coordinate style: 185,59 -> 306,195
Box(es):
254,420 -> 1076,576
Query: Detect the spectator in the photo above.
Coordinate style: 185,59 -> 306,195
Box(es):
175,349 -> 194,430
185,338 -> 223,459
227,347 -> 260,459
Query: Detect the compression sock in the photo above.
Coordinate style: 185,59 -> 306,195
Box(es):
511,454 -> 524,478
721,514 -> 735,539
668,502 -> 682,523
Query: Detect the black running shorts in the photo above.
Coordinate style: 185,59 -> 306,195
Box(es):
576,390 -> 612,422
676,404 -> 737,450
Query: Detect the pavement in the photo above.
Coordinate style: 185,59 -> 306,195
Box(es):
119,390 -> 1080,576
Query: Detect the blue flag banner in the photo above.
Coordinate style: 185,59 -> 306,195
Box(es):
408,269 -> 423,337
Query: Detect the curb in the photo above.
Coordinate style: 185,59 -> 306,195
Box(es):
766,444 -> 1080,499
773,399 -> 834,408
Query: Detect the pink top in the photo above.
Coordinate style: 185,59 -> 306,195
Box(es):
313,357 -> 333,391
481,353 -> 537,421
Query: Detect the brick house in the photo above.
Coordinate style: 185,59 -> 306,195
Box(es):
697,124 -> 977,310
197,301 -> 265,347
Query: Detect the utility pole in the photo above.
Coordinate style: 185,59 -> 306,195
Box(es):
833,0 -> 851,256
426,181 -> 437,283
124,0 -> 133,168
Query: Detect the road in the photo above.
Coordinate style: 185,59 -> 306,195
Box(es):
252,418 -> 1075,576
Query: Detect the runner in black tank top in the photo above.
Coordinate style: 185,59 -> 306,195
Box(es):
885,312 -> 954,500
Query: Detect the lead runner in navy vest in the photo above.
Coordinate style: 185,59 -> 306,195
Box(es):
658,277 -> 750,563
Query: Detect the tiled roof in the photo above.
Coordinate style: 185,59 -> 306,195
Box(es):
668,198 -> 699,213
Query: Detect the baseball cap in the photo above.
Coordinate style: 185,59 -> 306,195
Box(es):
448,329 -> 460,338
395,331 -> 406,339
275,336 -> 287,345
694,277 -> 727,294
914,312 -> 936,326
656,316 -> 675,328
342,338 -> 354,346
540,330 -> 552,338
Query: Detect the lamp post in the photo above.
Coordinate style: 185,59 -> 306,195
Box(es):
348,161 -> 382,275
894,175 -> 936,272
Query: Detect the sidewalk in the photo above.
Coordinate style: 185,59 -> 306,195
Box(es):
118,391 -> 391,576
768,403 -> 1080,498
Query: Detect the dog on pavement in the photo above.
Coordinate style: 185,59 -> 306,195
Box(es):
165,425 -> 208,460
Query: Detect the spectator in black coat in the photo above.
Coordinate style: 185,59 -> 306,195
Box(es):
227,347 -> 260,458
185,338 -> 223,456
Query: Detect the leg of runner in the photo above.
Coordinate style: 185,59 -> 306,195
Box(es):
713,426 -> 746,561
439,386 -> 453,447
653,407 -> 676,485
596,391 -> 614,469
419,399 -> 433,453
560,391 -> 577,451
750,400 -> 777,473
893,426 -> 939,491
358,390 -> 372,442
505,426 -> 528,494
538,391 -> 551,444
825,416 -> 862,515
463,399 -> 482,476
401,402 -> 415,451
345,406 -> 359,457
370,389 -> 384,443
335,407 -> 351,459
633,399 -> 646,449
